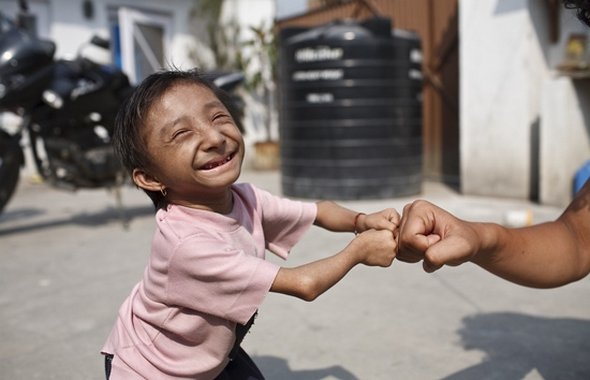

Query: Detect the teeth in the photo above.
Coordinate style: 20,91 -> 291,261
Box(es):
202,154 -> 232,170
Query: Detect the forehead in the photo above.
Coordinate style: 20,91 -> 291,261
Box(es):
143,83 -> 221,126
152,82 -> 218,113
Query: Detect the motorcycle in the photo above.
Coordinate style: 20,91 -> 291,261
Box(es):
0,7 -> 246,219
0,7 -> 134,216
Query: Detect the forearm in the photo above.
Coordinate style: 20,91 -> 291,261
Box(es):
270,246 -> 359,301
314,200 -> 359,232
471,221 -> 588,288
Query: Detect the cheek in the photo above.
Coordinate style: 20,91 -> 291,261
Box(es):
228,126 -> 244,146
236,132 -> 245,149
147,144 -> 184,171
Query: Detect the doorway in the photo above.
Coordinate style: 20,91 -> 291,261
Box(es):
109,7 -> 172,84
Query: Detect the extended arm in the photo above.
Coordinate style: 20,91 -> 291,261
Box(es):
314,200 -> 398,233
270,229 -> 396,301
398,181 -> 590,288
471,223 -> 589,288
472,182 -> 590,287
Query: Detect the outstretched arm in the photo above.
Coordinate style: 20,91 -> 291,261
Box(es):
471,219 -> 590,288
476,181 -> 590,287
398,181 -> 590,288
314,200 -> 399,233
270,229 -> 396,301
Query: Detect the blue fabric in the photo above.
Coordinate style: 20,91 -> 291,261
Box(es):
574,160 -> 590,195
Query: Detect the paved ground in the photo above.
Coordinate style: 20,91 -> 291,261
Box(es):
1,169 -> 589,380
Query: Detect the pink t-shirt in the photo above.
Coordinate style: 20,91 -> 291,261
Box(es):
102,183 -> 317,379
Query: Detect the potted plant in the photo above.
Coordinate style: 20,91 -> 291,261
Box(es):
244,22 -> 280,170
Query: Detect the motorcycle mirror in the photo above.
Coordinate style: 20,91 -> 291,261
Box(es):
90,35 -> 110,50
212,72 -> 245,92
16,13 -> 37,35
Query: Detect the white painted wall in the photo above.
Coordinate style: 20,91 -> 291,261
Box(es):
539,7 -> 590,206
460,0 -> 590,206
540,78 -> 590,206
461,0 -> 540,199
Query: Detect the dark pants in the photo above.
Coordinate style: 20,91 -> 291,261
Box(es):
214,347 -> 264,380
103,348 -> 263,380
104,354 -> 113,379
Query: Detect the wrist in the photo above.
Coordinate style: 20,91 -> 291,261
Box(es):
345,238 -> 364,265
470,222 -> 504,265
353,212 -> 366,235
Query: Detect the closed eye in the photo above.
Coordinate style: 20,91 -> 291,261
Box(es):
213,113 -> 232,123
171,129 -> 190,140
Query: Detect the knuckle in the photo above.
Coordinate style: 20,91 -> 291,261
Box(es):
426,253 -> 443,268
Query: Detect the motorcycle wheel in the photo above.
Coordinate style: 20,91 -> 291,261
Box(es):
0,137 -> 22,214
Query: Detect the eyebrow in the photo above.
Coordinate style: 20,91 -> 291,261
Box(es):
203,99 -> 225,111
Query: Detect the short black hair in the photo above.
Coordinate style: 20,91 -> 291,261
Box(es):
564,0 -> 590,27
112,68 -> 242,209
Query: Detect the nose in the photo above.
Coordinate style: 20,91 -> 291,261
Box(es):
201,127 -> 226,151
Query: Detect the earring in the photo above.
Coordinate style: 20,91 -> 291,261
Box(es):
160,187 -> 167,197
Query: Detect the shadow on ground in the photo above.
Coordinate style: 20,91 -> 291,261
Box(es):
253,356 -> 358,380
0,205 -> 153,235
444,312 -> 590,380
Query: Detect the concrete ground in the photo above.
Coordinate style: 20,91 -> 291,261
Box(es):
0,169 -> 589,380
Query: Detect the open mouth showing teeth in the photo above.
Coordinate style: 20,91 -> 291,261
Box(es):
200,153 -> 234,170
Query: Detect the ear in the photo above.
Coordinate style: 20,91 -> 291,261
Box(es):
132,168 -> 163,192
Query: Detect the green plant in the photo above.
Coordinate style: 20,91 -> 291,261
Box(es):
242,22 -> 278,141
189,0 -> 246,71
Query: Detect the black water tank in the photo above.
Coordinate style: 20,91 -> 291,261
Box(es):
279,17 -> 423,199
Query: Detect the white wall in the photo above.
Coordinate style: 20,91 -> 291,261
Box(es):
539,7 -> 590,206
461,0 -> 541,199
540,78 -> 590,206
460,0 -> 590,206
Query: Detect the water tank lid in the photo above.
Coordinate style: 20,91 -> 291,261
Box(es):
286,19 -> 377,45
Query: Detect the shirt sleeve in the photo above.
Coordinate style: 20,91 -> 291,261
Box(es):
166,234 -> 280,325
254,187 -> 317,259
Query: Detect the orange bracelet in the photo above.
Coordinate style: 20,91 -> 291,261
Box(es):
353,212 -> 365,235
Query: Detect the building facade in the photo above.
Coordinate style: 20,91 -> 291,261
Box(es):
460,0 -> 590,206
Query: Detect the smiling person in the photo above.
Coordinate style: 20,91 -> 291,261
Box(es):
101,69 -> 399,380
397,0 -> 590,289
